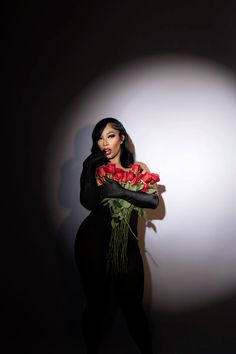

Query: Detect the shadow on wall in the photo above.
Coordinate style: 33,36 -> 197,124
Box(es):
55,125 -> 94,347
126,133 -> 167,317
138,184 -> 166,316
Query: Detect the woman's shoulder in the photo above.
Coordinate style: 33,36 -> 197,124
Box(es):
134,161 -> 150,173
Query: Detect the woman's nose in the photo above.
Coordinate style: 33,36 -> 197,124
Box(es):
103,138 -> 108,146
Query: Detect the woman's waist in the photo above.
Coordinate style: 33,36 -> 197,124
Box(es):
92,202 -> 138,215
77,204 -> 138,243
96,203 -> 138,229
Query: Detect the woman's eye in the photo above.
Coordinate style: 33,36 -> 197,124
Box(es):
108,134 -> 115,138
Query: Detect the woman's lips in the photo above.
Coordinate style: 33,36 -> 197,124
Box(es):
104,148 -> 112,155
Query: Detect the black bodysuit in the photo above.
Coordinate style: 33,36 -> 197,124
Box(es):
74,158 -> 157,354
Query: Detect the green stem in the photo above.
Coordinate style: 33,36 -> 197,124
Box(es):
122,207 -> 138,240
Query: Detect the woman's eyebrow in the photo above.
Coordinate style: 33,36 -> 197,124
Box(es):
100,130 -> 116,138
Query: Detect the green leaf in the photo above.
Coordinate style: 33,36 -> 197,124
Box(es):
111,218 -> 119,229
146,188 -> 156,194
119,199 -> 131,208
118,213 -> 124,220
128,185 -> 137,191
138,208 -> 147,220
113,199 -> 123,208
104,176 -> 113,183
100,198 -> 109,205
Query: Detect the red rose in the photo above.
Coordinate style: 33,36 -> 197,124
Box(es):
131,164 -> 140,174
115,168 -> 124,173
113,168 -> 124,180
150,173 -> 160,183
96,166 -> 105,177
141,184 -> 149,192
113,171 -> 124,180
98,176 -> 106,185
121,172 -> 128,183
104,164 -> 116,174
141,173 -> 152,183
130,176 -> 140,185
137,172 -> 143,179
127,171 -> 135,181
112,174 -> 120,182
117,172 -> 124,179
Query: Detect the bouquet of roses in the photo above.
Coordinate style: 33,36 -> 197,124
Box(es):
95,163 -> 160,274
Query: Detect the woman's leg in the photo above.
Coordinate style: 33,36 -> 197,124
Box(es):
81,274 -> 110,354
114,240 -> 153,354
74,225 -> 111,354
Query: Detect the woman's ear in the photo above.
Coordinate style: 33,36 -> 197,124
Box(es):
121,134 -> 125,144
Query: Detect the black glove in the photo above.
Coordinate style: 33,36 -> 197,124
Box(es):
99,180 -> 159,209
80,151 -> 109,210
83,150 -> 109,169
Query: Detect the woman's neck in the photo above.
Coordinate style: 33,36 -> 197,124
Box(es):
110,160 -> 134,171
109,156 -> 121,167
109,155 -> 134,170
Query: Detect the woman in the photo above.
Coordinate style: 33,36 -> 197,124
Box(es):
74,118 -> 159,354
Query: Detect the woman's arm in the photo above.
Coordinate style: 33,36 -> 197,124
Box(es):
99,161 -> 159,209
80,152 -> 109,210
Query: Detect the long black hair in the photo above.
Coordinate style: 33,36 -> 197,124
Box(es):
91,117 -> 134,168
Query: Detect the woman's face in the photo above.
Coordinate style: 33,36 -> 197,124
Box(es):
97,123 -> 124,161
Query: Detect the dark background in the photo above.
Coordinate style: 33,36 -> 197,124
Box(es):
4,1 -> 236,353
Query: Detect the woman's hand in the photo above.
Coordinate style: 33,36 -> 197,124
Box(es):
99,180 -> 123,199
83,150 -> 109,169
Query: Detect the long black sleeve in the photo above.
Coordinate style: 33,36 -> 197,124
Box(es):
80,152 -> 109,210
99,181 -> 159,209
80,165 -> 100,210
